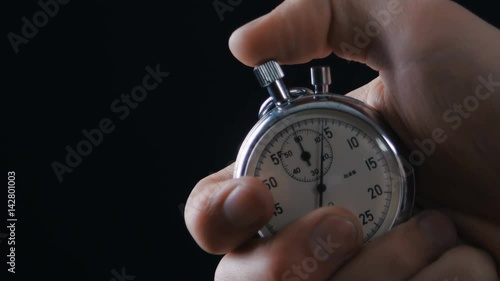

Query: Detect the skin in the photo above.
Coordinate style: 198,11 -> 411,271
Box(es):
184,0 -> 500,279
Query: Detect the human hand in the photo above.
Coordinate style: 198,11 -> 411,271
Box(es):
227,0 -> 500,267
184,165 -> 498,280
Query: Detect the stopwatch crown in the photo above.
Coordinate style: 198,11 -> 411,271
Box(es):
254,60 -> 291,107
254,60 -> 284,87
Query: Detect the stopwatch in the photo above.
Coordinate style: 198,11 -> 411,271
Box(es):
233,60 -> 415,243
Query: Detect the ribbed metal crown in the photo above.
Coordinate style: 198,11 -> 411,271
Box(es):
253,60 -> 284,87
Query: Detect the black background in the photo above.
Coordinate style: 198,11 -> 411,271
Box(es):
5,0 -> 499,280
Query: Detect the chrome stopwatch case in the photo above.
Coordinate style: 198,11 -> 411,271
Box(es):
234,60 -> 415,243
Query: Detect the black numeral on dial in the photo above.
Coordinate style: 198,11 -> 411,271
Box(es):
365,157 -> 378,171
263,177 -> 278,189
274,203 -> 283,216
368,184 -> 383,199
359,210 -> 374,225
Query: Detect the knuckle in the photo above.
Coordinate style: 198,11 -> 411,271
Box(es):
185,164 -> 235,222
268,255 -> 292,281
183,182 -> 225,250
381,217 -> 443,271
384,234 -> 424,270
184,180 -> 221,222
443,245 -> 498,280
215,242 -> 307,281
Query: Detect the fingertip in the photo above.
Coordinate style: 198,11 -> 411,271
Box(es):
223,176 -> 274,228
228,25 -> 249,66
228,17 -> 270,67
321,206 -> 365,245
415,210 -> 458,253
185,176 -> 273,254
275,206 -> 364,249
228,0 -> 333,67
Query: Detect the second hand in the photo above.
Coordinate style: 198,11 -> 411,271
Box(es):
317,120 -> 326,207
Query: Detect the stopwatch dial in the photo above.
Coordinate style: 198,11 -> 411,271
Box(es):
253,116 -> 399,243
280,129 -> 333,182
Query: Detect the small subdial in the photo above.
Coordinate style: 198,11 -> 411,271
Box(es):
280,129 -> 333,182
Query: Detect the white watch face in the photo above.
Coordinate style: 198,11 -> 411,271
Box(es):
243,109 -> 404,243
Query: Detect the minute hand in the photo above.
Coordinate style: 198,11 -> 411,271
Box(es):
294,133 -> 311,166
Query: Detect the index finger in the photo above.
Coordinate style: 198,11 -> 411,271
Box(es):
228,0 -> 409,69
228,0 -> 487,70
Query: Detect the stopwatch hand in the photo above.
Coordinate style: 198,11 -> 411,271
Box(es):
316,123 -> 327,207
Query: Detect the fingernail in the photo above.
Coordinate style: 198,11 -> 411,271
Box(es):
416,210 -> 457,252
223,183 -> 263,228
309,215 -> 359,262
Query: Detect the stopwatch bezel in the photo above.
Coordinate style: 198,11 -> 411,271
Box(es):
234,93 -> 416,240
